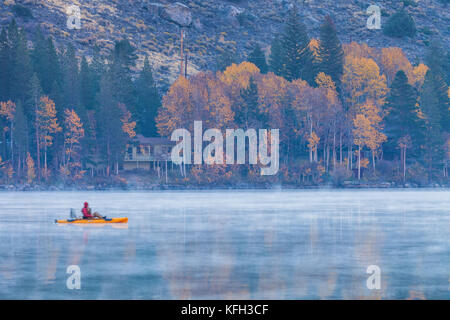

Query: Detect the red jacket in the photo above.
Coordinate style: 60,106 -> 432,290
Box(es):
82,207 -> 92,218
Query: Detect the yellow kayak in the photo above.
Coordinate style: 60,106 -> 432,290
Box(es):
55,217 -> 128,224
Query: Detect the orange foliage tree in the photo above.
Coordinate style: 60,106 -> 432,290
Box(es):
353,100 -> 387,179
36,96 -> 61,178
0,101 -> 16,162
62,109 -> 85,179
26,152 -> 36,184
380,47 -> 413,85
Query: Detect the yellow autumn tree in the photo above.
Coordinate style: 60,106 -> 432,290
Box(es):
219,62 -> 261,129
219,62 -> 260,90
0,100 -> 16,162
343,42 -> 377,60
158,72 -> 234,137
157,72 -> 234,179
63,109 -> 85,179
380,47 -> 413,85
0,100 -> 15,120
26,152 -> 36,184
307,131 -> 320,163
315,72 -> 343,169
342,55 -> 388,111
309,38 -> 321,61
257,72 -> 289,130
410,63 -> 429,88
157,76 -> 193,136
121,109 -> 136,139
290,78 -> 328,163
36,96 -> 61,178
315,72 -> 338,105
353,100 -> 386,179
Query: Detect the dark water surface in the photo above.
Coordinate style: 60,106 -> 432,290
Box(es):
0,189 -> 448,299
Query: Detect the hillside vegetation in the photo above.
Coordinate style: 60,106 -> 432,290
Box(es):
0,1 -> 448,189
0,0 -> 448,88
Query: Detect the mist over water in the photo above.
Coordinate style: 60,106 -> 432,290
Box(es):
0,189 -> 448,299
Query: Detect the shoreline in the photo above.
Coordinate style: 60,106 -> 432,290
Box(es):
0,183 -> 448,192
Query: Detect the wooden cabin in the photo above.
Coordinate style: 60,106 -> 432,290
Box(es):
123,135 -> 174,171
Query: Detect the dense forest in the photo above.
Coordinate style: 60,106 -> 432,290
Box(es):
0,8 -> 449,188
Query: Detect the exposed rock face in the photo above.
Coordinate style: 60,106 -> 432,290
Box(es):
161,2 -> 192,27
0,0 -> 448,89
193,18 -> 203,31
228,5 -> 244,18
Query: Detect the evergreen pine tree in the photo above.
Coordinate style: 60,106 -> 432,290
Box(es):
135,57 -> 161,137
0,28 -> 10,101
216,49 -> 236,72
383,9 -> 416,38
238,76 -> 261,128
81,46 -> 103,111
268,35 -> 284,77
61,44 -> 80,112
110,39 -> 137,108
420,70 -> 444,181
31,31 -> 61,95
96,70 -> 129,175
425,42 -> 449,132
318,16 -> 344,90
445,50 -> 450,85
247,44 -> 268,74
80,56 -> 94,109
384,71 -> 420,160
12,101 -> 28,175
8,20 -> 32,105
278,7 -> 315,84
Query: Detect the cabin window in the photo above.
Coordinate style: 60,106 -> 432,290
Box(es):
138,145 -> 149,155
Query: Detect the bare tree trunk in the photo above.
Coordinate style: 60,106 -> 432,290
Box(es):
309,121 -> 313,163
358,145 -> 361,180
44,144 -> 47,179
372,150 -> 376,172
10,121 -> 13,167
35,123 -> 40,180
333,125 -> 336,169
326,145 -> 330,172
403,147 -> 407,182
17,152 -> 21,176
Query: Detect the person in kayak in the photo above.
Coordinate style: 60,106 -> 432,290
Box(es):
81,202 -> 104,220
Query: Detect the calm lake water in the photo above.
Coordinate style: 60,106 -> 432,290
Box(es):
0,189 -> 448,299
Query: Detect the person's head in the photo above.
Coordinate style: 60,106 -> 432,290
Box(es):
84,202 -> 89,208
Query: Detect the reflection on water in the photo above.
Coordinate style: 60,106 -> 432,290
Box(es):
0,190 -> 448,299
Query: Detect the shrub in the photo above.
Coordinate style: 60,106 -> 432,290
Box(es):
12,5 -> 33,19
383,9 -> 416,38
375,160 -> 398,180
402,0 -> 418,7
406,162 -> 428,185
330,165 -> 352,187
420,26 -> 433,36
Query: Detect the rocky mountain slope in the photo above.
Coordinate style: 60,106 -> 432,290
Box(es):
1,0 -> 449,90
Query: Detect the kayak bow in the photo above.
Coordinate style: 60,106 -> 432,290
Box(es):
55,217 -> 128,224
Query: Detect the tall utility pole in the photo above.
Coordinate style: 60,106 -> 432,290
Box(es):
185,54 -> 188,78
180,29 -> 185,77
